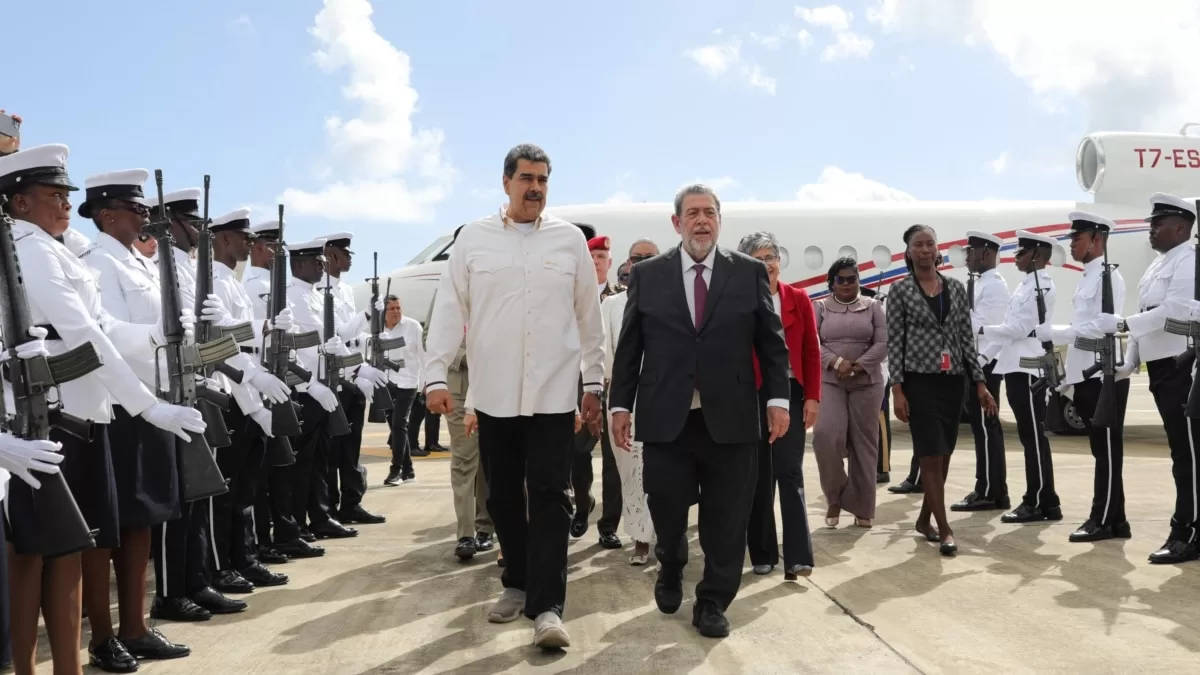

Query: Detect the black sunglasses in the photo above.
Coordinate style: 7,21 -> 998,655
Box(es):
835,274 -> 858,285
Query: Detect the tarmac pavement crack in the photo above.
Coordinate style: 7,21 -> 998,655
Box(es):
805,577 -> 927,674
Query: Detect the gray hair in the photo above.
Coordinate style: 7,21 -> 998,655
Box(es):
503,143 -> 551,178
737,231 -> 779,258
628,237 -> 658,256
673,183 -> 721,217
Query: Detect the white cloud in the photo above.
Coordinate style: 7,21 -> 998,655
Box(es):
795,167 -> 917,202
821,31 -> 874,61
866,0 -> 1200,131
794,5 -> 853,32
796,29 -> 814,48
684,40 -> 776,94
229,14 -> 254,35
279,0 -> 454,223
987,151 -> 1009,175
795,4 -> 875,61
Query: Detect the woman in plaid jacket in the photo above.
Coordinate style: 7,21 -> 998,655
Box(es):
887,225 -> 998,556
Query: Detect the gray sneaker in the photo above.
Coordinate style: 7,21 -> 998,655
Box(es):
533,611 -> 570,650
486,588 -> 525,624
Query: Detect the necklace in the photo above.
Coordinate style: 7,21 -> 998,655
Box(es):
833,294 -> 859,305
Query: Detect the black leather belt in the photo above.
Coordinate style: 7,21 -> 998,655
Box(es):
240,346 -> 259,355
35,324 -> 61,341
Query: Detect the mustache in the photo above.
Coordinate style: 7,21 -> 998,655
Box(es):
524,192 -> 543,201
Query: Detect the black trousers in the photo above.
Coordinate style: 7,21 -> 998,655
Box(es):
477,411 -> 575,619
386,384 -> 418,476
1004,372 -> 1060,510
1146,357 -> 1200,543
1072,377 -> 1131,525
570,396 -> 622,535
878,384 -> 892,474
327,388 -> 368,511
282,393 -> 333,538
644,409 -> 758,611
255,459 -> 296,546
747,379 -> 814,569
968,363 -> 1008,500
152,498 -> 202,597
211,405 -> 267,571
409,397 -> 441,449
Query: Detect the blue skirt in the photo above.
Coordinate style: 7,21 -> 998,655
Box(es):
109,406 -> 180,529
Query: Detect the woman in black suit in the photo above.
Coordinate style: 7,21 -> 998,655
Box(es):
886,225 -> 998,555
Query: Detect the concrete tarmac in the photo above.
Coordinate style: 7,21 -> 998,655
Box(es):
41,374 -> 1199,673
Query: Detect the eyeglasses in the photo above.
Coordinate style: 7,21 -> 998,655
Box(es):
835,275 -> 858,285
754,255 -> 781,265
629,254 -> 654,264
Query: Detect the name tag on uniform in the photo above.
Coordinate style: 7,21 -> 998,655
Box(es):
940,350 -> 952,372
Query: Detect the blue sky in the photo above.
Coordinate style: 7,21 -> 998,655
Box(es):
7,0 -> 1197,273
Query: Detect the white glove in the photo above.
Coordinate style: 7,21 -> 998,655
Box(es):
141,401 -> 207,442
248,369 -> 290,405
201,294 -> 233,326
0,434 -> 64,489
356,363 -> 388,388
249,408 -> 274,438
374,298 -> 385,312
1097,313 -> 1121,335
1115,361 -> 1137,379
323,335 -> 351,357
355,376 -> 375,403
1034,323 -> 1053,343
152,310 -> 196,346
1054,382 -> 1074,401
306,379 -> 339,413
268,308 -> 295,333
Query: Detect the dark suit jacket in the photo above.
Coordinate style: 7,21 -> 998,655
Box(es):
609,245 -> 790,445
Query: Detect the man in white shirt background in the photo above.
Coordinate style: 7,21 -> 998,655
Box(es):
424,143 -> 606,650
379,295 -> 425,486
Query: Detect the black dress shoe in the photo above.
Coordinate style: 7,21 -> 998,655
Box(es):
1148,538 -> 1200,564
598,532 -> 622,549
257,546 -> 289,564
121,628 -> 190,660
1069,520 -> 1132,543
276,538 -> 326,558
339,505 -> 386,524
190,586 -> 247,614
383,468 -> 402,486
1001,503 -> 1063,524
299,528 -> 317,543
654,568 -> 683,614
887,480 -> 923,494
410,446 -> 430,457
454,537 -> 476,560
89,636 -> 137,673
691,601 -> 731,638
474,532 -> 495,552
150,595 -> 211,622
951,492 -> 1011,512
311,518 -> 358,539
240,562 -> 289,587
213,569 -> 255,594
570,497 -> 596,538
876,472 -> 890,484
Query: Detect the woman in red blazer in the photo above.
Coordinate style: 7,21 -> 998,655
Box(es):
741,232 -> 822,580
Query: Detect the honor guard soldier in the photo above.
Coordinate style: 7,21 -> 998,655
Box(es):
1037,212 -> 1131,542
978,230 -> 1063,524
244,220 -> 278,322
74,168 -> 212,669
952,231 -> 1011,512
140,188 -> 247,623
319,232 -> 388,525
205,208 -> 292,591
1117,193 -> 1200,564
283,238 -> 357,542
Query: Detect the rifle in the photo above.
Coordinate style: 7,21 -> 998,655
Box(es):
146,170 -> 233,501
365,253 -> 404,424
258,205 -> 318,465
1075,239 -> 1123,428
1163,197 -> 1200,417
1019,268 -> 1068,433
0,197 -> 101,557
319,271 -> 363,437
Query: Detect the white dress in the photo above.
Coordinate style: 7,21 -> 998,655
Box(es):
602,291 -> 654,544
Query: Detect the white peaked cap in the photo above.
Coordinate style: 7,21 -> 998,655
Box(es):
212,207 -> 251,228
78,168 -> 149,217
0,143 -> 74,188
1147,192 -> 1198,220
1067,211 -> 1116,232
251,219 -> 283,234
1015,230 -> 1056,247
146,187 -> 203,209
287,238 -> 328,255
964,231 -> 1002,248
83,169 -> 149,191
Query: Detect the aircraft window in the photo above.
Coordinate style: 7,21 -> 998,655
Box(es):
871,245 -> 892,272
406,235 -> 452,265
804,246 -> 824,270
1050,243 -> 1066,267
944,245 -> 965,267
432,240 -> 454,262
837,246 -> 857,261
777,246 -> 791,269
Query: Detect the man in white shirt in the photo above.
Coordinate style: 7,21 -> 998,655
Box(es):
1036,212 -> 1130,543
979,231 -> 1062,525
952,231 -> 1011,512
424,143 -> 605,649
1116,194 -> 1200,564
379,295 -> 425,486
243,220 -> 277,320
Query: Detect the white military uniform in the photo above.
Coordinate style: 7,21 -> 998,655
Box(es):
80,231 -> 163,390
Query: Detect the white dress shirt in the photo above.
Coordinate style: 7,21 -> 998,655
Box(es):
982,270 -> 1055,376
243,265 -> 271,322
424,211 -> 606,418
172,246 -> 198,312
12,221 -> 158,422
285,277 -> 325,393
1049,257 -> 1129,385
1124,240 -> 1195,365
211,261 -> 267,416
381,316 -> 424,389
970,268 -> 1010,362
80,231 -> 165,391
325,273 -> 369,348
601,291 -> 628,381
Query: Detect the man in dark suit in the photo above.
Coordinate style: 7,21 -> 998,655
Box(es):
609,183 -> 791,639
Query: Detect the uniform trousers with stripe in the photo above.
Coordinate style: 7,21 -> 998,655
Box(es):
877,383 -> 892,474
212,404 -> 267,571
1146,356 -> 1200,543
290,393 -> 335,533
967,362 -> 1008,501
1003,372 -> 1060,510
327,387 -> 368,512
1071,376 -> 1130,526
152,493 -> 215,597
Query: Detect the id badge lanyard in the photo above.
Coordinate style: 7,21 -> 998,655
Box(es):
937,286 -> 952,372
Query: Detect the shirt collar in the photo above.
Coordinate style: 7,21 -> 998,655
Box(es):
96,231 -> 137,263
214,260 -> 235,278
499,206 -> 542,230
680,245 -> 716,274
289,276 -> 315,291
1083,257 -> 1105,274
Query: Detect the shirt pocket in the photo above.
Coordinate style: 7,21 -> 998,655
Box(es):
115,269 -> 160,322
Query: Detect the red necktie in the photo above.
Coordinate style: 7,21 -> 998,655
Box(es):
693,264 -> 707,328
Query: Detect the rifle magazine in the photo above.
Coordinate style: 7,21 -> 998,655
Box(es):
195,335 -> 241,367
291,331 -> 321,350
1164,317 -> 1200,338
375,336 -> 406,351
45,343 -> 104,384
218,322 -> 255,343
